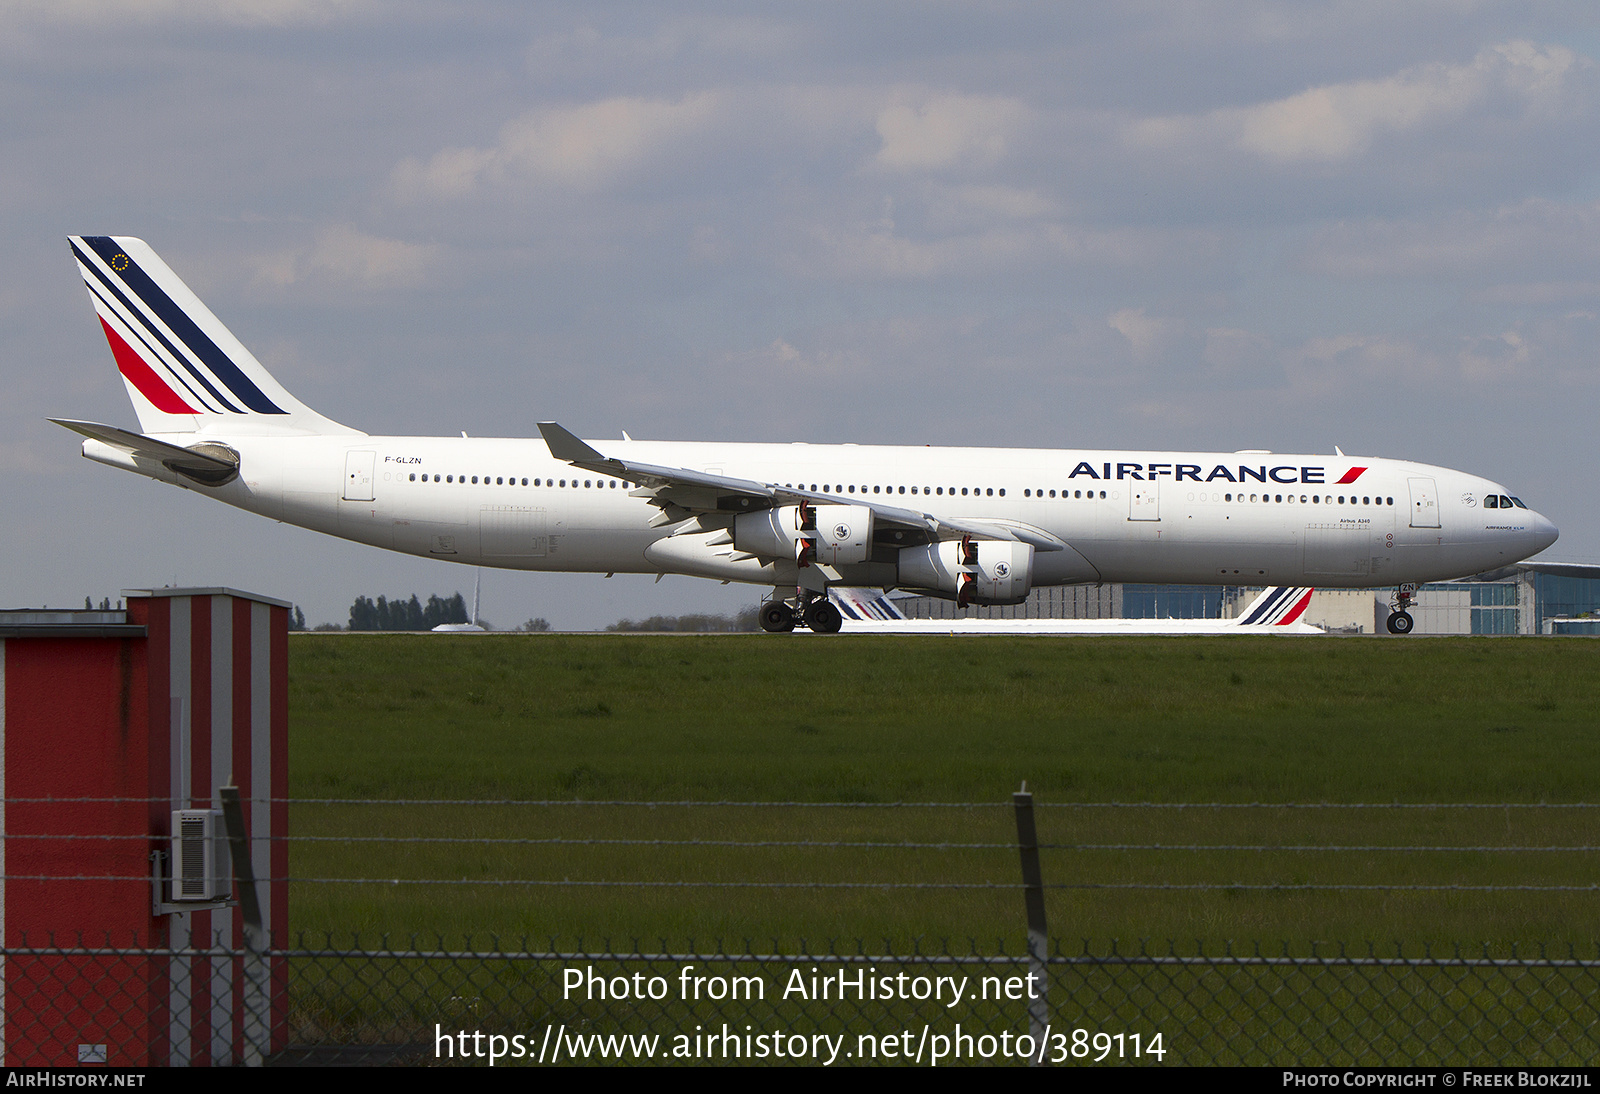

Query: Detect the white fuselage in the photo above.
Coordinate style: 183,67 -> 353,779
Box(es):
88,432 -> 1558,593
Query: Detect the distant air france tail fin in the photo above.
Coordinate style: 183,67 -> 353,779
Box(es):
69,235 -> 359,436
1233,586 -> 1315,627
829,587 -> 908,621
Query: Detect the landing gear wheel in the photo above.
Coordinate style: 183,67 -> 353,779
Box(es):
759,601 -> 796,633
1387,584 -> 1418,635
804,600 -> 843,634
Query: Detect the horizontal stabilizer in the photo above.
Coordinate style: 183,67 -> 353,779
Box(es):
49,419 -> 235,471
51,419 -> 240,486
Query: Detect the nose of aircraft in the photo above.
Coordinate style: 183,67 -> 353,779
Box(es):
1528,511 -> 1560,556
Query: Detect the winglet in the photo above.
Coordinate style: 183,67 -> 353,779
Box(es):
537,421 -> 608,463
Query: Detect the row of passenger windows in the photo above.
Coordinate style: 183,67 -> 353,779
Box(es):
409,473 -> 632,489
1197,493 -> 1394,506
779,483 -> 1392,506
1022,488 -> 1392,505
781,483 -> 1017,497
406,471 -> 1396,509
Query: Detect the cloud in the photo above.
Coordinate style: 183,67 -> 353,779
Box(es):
1202,327 -> 1278,383
0,0 -> 362,25
917,184 -> 1059,232
874,92 -> 1029,170
1128,40 -> 1583,165
794,220 -> 1223,281
1107,307 -> 1183,363
1285,327 -> 1552,393
799,225 -> 1037,279
252,225 -> 433,291
1297,199 -> 1600,281
1471,282 -> 1600,306
729,338 -> 868,385
524,17 -> 803,76
391,93 -> 723,199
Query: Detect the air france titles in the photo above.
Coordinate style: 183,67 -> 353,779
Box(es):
1066,462 -> 1331,485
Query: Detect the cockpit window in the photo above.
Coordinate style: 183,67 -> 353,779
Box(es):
1499,495 -> 1513,508
1484,495 -> 1498,508
1509,497 -> 1527,509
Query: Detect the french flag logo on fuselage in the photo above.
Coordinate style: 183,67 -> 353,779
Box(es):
71,235 -> 285,416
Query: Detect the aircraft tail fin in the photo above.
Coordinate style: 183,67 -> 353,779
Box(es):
1233,586 -> 1315,627
829,587 -> 908,621
68,235 -> 359,437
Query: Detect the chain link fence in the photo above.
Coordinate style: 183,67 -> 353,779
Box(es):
5,934 -> 1597,1065
7,792 -> 1600,1065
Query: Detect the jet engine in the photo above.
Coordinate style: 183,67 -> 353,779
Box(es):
897,538 -> 1034,607
735,503 -> 873,567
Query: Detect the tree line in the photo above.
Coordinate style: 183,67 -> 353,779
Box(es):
606,608 -> 760,633
348,592 -> 470,631
278,595 -> 758,633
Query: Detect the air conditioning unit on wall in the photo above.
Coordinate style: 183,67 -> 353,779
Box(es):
171,809 -> 231,902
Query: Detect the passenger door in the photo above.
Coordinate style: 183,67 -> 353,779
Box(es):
1128,481 -> 1159,521
343,450 -> 375,502
1408,477 -> 1440,529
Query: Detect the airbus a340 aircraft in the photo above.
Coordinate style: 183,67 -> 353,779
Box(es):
55,236 -> 1559,635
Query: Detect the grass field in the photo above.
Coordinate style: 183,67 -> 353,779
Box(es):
288,634 -> 1600,948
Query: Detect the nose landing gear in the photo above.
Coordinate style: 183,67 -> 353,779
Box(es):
1386,583 -> 1417,635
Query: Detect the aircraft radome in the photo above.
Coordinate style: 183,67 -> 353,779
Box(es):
56,236 -> 1559,635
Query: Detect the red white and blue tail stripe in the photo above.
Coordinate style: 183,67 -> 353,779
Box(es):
830,587 -> 908,621
1235,586 -> 1315,626
70,236 -> 355,436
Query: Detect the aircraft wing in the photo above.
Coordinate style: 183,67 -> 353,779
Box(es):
537,421 -> 1065,551
50,418 -> 238,474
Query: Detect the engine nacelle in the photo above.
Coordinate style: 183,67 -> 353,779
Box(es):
734,506 -> 803,558
897,539 -> 1035,606
810,504 -> 873,566
735,503 -> 873,567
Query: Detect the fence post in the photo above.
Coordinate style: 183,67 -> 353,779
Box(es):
1012,782 -> 1050,1059
219,785 -> 269,1068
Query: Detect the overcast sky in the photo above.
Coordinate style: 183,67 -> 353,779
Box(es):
4,1 -> 1596,628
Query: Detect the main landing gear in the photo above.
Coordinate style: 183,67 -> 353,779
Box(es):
1386,583 -> 1417,635
758,591 -> 842,634
759,601 -> 795,632
805,597 -> 843,634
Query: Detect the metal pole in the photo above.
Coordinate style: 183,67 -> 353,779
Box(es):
1012,782 -> 1050,1060
219,786 -> 268,1067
